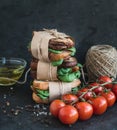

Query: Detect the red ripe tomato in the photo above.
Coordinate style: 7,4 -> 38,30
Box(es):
88,82 -> 103,95
112,84 -> 117,99
75,102 -> 93,120
98,76 -> 113,89
58,105 -> 79,125
49,99 -> 66,117
77,88 -> 93,100
61,94 -> 78,104
89,96 -> 107,115
101,90 -> 116,107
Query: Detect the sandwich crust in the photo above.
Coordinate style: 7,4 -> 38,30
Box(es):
32,92 -> 49,104
49,51 -> 71,61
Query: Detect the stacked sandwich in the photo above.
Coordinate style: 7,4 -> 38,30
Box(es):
29,29 -> 81,103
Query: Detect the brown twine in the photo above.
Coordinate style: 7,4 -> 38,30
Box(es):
43,28 -> 69,39
85,45 -> 117,82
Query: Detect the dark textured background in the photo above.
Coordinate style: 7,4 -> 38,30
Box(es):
0,0 -> 117,130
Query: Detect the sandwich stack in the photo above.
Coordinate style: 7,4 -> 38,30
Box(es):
29,29 -> 81,103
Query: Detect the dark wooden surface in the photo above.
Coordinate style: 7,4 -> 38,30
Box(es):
0,0 -> 117,130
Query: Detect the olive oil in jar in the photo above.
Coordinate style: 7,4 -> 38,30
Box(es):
0,64 -> 24,86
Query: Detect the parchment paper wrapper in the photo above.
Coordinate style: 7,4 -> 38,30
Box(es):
37,60 -> 58,81
49,79 -> 80,101
31,29 -> 70,81
31,29 -> 69,62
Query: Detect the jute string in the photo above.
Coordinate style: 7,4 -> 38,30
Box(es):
85,45 -> 117,82
43,28 -> 69,39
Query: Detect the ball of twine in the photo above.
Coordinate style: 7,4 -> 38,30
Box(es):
85,45 -> 117,82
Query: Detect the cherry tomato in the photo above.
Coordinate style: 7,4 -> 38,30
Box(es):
98,76 -> 113,89
112,84 -> 117,99
77,88 -> 93,100
49,99 -> 66,117
88,82 -> 103,95
89,96 -> 107,115
58,105 -> 79,125
75,102 -> 93,120
61,94 -> 78,104
101,90 -> 116,107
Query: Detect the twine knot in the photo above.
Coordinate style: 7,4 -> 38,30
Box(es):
43,28 -> 69,39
